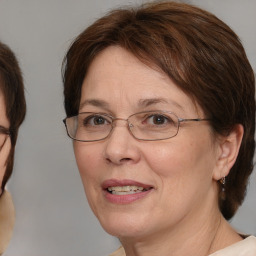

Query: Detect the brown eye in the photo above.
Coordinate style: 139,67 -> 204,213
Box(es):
152,115 -> 166,125
83,115 -> 109,126
93,116 -> 106,125
145,114 -> 172,126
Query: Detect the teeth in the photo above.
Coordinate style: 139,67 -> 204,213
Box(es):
107,185 -> 145,195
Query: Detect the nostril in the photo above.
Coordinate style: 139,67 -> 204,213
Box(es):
106,158 -> 111,163
105,157 -> 131,164
120,158 -> 131,162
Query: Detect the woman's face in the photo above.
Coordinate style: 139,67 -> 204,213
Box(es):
0,91 -> 10,187
74,46 -> 221,239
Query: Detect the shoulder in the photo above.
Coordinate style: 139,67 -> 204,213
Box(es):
108,237 -> 256,256
109,246 -> 126,256
209,236 -> 256,256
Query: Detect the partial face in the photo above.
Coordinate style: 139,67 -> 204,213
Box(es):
0,91 -> 10,188
74,46 -> 220,239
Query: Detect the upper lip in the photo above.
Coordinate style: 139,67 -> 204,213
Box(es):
102,179 -> 153,190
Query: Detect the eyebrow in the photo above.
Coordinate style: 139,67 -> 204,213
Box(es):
138,98 -> 184,111
79,99 -> 110,111
79,97 -> 184,112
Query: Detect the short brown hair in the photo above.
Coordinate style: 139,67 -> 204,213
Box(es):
0,41 -> 26,192
62,1 -> 255,220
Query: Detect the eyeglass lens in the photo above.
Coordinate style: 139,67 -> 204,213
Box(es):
65,111 -> 179,142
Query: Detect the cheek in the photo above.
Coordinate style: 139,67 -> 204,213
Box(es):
73,143 -> 104,213
141,137 -> 217,220
143,141 -> 194,177
73,143 -> 102,184
143,137 -> 215,189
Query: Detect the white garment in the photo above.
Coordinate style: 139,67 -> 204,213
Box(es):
209,236 -> 256,256
109,246 -> 125,256
109,236 -> 256,256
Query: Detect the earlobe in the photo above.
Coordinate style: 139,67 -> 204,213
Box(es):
213,124 -> 244,181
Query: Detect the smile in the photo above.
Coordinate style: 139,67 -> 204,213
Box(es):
107,186 -> 151,195
102,179 -> 154,204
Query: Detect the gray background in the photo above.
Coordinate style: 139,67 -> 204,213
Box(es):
0,0 -> 255,255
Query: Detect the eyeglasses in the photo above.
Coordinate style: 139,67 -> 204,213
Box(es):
0,125 -> 10,150
63,111 -> 210,142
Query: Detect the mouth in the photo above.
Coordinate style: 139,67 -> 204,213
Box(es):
107,185 -> 152,195
102,179 -> 154,195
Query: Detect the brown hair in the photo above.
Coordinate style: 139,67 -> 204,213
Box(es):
0,41 -> 26,193
62,1 -> 255,220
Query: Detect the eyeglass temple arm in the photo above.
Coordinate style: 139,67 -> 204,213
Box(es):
179,118 -> 211,123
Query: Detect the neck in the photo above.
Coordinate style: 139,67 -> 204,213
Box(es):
119,204 -> 241,256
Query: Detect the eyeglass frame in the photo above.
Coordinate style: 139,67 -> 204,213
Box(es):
0,125 -> 10,151
63,110 -> 211,142
0,125 -> 10,136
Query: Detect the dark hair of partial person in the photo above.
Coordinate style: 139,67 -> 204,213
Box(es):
62,1 -> 255,220
0,41 -> 26,193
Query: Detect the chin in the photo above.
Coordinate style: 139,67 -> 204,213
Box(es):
96,210 -> 151,238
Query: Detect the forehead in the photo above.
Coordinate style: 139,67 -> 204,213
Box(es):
80,46 -> 201,116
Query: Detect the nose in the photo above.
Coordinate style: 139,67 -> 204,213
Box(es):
103,120 -> 140,165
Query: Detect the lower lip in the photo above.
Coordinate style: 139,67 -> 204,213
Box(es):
104,189 -> 153,204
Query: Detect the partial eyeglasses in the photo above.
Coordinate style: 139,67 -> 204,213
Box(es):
0,126 -> 10,150
63,111 -> 210,142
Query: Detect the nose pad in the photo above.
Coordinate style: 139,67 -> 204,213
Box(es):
110,119 -> 134,139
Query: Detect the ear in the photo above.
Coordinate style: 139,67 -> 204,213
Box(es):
0,136 -> 11,192
212,124 -> 244,181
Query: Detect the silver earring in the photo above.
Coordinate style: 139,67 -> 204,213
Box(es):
220,177 -> 226,200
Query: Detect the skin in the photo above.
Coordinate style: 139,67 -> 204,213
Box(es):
0,91 -> 11,191
74,46 -> 243,256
